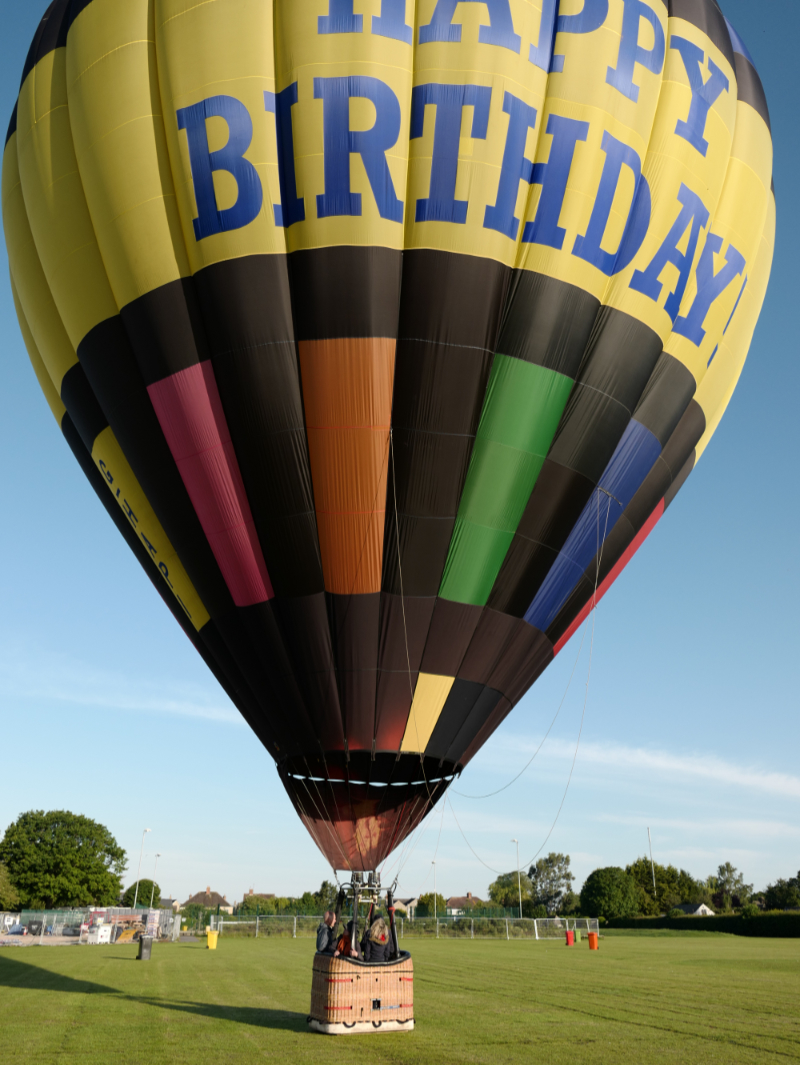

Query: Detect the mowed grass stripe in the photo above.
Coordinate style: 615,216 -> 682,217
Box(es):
0,934 -> 798,1063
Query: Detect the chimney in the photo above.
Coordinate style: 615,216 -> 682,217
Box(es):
467,892 -> 472,899
249,888 -> 254,895
206,886 -> 210,894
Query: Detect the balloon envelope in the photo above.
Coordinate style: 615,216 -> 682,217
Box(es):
4,0 -> 774,870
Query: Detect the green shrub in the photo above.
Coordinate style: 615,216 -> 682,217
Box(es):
667,908 -> 685,918
580,868 -> 639,920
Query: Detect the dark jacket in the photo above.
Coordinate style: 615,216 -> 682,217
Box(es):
316,921 -> 336,954
363,936 -> 392,962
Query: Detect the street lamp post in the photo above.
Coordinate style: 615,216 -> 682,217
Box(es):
432,861 -> 437,921
132,829 -> 151,910
512,839 -> 522,919
149,854 -> 162,909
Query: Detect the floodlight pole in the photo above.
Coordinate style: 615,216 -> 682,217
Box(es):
647,827 -> 657,898
132,828 -> 151,910
149,854 -> 161,909
432,861 -> 436,921
512,839 -> 522,919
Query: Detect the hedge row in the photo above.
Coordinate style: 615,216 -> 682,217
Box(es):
605,914 -> 800,937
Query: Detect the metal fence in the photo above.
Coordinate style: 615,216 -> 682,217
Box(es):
210,914 -> 599,941
9,907 -> 179,941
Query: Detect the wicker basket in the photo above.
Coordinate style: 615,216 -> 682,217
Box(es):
308,950 -> 414,1035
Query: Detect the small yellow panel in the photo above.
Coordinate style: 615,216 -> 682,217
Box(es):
91,427 -> 210,630
400,673 -> 456,754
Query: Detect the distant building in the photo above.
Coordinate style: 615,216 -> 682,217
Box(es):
159,898 -> 180,912
674,903 -> 715,917
446,892 -> 482,916
243,889 -> 276,901
182,887 -> 234,914
394,897 -> 418,919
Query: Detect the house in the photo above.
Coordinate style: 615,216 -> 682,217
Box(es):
446,892 -> 482,916
674,903 -> 715,917
242,889 -> 276,905
394,897 -> 418,919
182,887 -> 234,914
159,898 -> 180,912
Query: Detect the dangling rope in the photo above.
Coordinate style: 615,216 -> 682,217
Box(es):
450,609 -> 590,799
521,487 -> 615,867
448,486 -> 619,876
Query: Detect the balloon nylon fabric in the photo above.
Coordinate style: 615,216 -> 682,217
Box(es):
3,0 -> 774,871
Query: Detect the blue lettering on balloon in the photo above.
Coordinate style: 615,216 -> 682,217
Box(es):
264,85 -> 305,227
373,0 -> 413,43
314,76 -> 404,222
550,0 -> 609,73
670,37 -> 729,157
318,0 -> 362,34
483,92 -> 538,240
529,0 -> 558,72
572,130 -> 650,275
419,0 -> 521,53
522,114 -> 589,249
318,0 -> 413,42
177,96 -> 263,241
630,183 -> 710,322
606,0 -> 665,102
673,234 -> 745,345
411,83 -> 492,224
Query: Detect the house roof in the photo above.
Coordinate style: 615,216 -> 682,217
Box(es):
159,898 -> 177,909
446,896 -> 483,909
675,903 -> 715,916
182,887 -> 230,909
395,897 -> 418,906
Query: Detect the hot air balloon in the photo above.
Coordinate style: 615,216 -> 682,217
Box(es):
3,0 -> 774,877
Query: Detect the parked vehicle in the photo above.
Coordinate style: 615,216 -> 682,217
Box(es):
62,926 -> 81,937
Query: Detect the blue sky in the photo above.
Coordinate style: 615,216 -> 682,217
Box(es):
1,0 -> 797,907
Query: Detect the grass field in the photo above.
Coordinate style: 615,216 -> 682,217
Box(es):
1,932 -> 798,1064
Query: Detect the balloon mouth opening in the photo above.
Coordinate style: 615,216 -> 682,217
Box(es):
278,750 -> 461,785
279,754 -> 456,870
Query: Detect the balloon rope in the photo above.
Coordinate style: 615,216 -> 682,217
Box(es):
450,614 -> 590,799
449,486 -> 618,877
448,797 -> 502,876
520,489 -> 614,868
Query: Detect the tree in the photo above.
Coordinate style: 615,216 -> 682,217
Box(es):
580,867 -> 639,920
764,875 -> 800,911
559,890 -> 581,916
314,880 -> 339,912
626,857 -> 709,915
416,892 -> 446,918
711,862 -> 752,909
488,871 -> 532,910
0,811 -> 126,909
122,880 -> 161,908
0,862 -> 20,910
528,853 -> 575,914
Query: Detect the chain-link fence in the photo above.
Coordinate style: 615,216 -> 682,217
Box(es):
210,914 -> 599,941
7,907 -> 180,942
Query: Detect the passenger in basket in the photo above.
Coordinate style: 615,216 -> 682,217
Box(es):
333,919 -> 359,959
363,915 -> 392,963
316,910 -> 337,954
